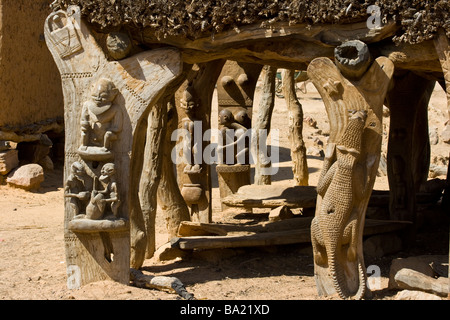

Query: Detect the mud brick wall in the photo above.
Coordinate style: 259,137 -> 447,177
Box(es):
0,0 -> 63,130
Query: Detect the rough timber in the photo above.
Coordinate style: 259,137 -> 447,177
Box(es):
45,6 -> 182,287
45,2 -> 450,299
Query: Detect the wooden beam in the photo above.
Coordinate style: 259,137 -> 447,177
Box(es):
221,185 -> 317,208
140,21 -> 399,51
173,219 -> 411,250
134,21 -> 442,73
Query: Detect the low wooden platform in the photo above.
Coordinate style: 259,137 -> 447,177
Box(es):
172,217 -> 411,251
170,182 -> 442,251
221,184 -> 444,209
221,185 -> 317,209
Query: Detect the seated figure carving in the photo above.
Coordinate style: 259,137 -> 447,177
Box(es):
64,161 -> 90,217
217,109 -> 250,165
180,83 -> 202,174
78,78 -> 123,161
85,163 -> 121,220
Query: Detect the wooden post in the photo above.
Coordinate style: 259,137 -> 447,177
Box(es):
139,102 -> 167,259
176,61 -> 226,223
433,29 -> 450,299
157,97 -> 191,239
308,40 -> 394,299
216,61 -> 262,125
216,61 -> 262,211
216,164 -> 251,211
385,72 -> 435,232
44,6 -> 182,284
281,69 -> 309,186
139,66 -> 192,260
434,29 -> 450,144
252,65 -> 277,185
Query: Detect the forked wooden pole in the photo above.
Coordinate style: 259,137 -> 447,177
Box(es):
45,6 -> 182,283
308,40 -> 394,299
282,69 -> 309,186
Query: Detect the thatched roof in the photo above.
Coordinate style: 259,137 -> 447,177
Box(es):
56,0 -> 448,44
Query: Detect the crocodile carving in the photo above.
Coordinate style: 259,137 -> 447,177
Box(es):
308,39 -> 394,299
311,110 -> 368,300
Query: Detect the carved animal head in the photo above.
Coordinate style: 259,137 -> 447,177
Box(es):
336,110 -> 367,167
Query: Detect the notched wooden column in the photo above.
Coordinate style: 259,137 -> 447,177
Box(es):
434,29 -> 450,144
282,69 -> 309,186
175,61 -> 226,223
307,40 -> 394,299
45,6 -> 182,287
385,71 -> 435,228
252,65 -> 277,185
216,61 -> 261,211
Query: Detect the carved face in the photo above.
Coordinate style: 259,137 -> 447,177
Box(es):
219,109 -> 233,125
90,79 -> 118,106
235,110 -> 250,127
180,85 -> 196,115
71,161 -> 86,180
181,98 -> 195,114
99,163 -> 115,181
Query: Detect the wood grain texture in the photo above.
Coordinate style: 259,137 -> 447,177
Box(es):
282,69 -> 309,186
307,50 -> 395,299
45,6 -> 182,284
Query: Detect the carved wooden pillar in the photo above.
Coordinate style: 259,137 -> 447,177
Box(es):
176,61 -> 226,223
434,29 -> 450,211
308,40 -> 394,299
216,61 -> 262,211
433,29 -> 450,298
217,61 -> 262,124
157,96 -> 191,239
139,102 -> 167,259
281,69 -> 309,186
252,65 -> 277,185
45,6 -> 182,284
434,29 -> 450,144
139,66 -> 192,259
385,72 -> 435,230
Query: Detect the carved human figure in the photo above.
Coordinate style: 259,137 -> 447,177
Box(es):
85,162 -> 120,220
45,5 -> 184,285
234,110 -> 251,129
65,161 -> 90,216
180,83 -> 202,174
217,109 -> 250,165
79,78 -> 123,155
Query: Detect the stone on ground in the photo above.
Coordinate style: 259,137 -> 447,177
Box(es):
0,149 -> 19,175
6,164 -> 44,190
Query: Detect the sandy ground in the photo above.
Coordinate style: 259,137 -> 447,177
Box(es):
0,79 -> 448,301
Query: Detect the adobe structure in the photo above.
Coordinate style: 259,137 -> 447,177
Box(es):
44,1 -> 449,299
0,0 -> 63,135
0,0 -> 64,179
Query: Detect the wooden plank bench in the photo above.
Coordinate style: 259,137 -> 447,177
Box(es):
172,218 -> 412,250
221,185 -> 318,209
